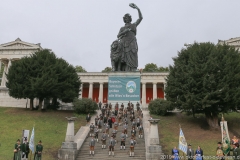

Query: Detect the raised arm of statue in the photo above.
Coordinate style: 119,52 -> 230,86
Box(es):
129,3 -> 143,26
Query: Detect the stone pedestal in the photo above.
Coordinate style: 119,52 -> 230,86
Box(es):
58,117 -> 78,160
146,119 -> 164,160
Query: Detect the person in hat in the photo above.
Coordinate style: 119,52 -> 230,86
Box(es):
186,144 -> 194,160
101,131 -> 107,149
172,146 -> 179,160
231,143 -> 240,160
13,139 -> 21,160
34,140 -> 43,160
216,142 -> 224,160
21,137 -> 30,159
108,136 -> 116,157
129,137 -> 136,157
89,136 -> 96,156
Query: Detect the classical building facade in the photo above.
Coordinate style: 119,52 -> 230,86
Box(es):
0,38 -> 42,107
0,38 -> 167,108
218,37 -> 240,51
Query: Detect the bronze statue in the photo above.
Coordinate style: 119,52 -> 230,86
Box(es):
110,3 -> 143,72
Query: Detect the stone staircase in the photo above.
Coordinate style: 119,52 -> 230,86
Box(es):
77,120 -> 146,160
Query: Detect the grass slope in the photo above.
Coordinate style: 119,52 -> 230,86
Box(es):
0,107 -> 86,160
156,112 -> 240,160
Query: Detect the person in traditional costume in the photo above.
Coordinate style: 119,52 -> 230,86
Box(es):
195,146 -> 203,160
89,136 -> 96,156
187,144 -> 194,160
216,142 -> 224,160
101,131 -> 107,149
172,146 -> 179,160
232,136 -> 240,146
13,139 -> 21,160
231,143 -> 240,160
21,137 -> 30,159
34,140 -> 43,160
108,136 -> 116,157
129,137 -> 136,157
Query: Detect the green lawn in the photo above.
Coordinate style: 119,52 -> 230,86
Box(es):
155,112 -> 240,160
0,107 -> 86,160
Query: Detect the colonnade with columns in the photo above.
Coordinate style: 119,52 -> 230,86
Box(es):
79,81 -> 166,107
0,58 -> 13,87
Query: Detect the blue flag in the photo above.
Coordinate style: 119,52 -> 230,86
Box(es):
29,127 -> 35,153
179,128 -> 187,154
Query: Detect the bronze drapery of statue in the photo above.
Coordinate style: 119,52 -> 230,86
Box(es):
110,3 -> 143,72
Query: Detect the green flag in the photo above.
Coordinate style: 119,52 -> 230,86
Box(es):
220,120 -> 230,155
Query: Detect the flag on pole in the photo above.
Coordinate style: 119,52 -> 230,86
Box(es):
179,128 -> 188,154
220,116 -> 231,155
29,127 -> 35,153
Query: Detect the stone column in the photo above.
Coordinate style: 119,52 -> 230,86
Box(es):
88,82 -> 93,99
58,117 -> 78,159
99,82 -> 103,103
153,82 -> 157,100
1,62 -> 8,87
141,82 -> 146,108
79,83 -> 83,99
6,59 -> 12,74
164,83 -> 166,100
146,119 -> 163,159
65,117 -> 77,142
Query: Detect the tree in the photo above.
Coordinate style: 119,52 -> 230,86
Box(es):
73,98 -> 98,114
148,98 -> 174,116
102,67 -> 112,72
142,63 -> 158,72
142,63 -> 169,72
165,42 -> 240,129
75,65 -> 87,72
6,49 -> 81,110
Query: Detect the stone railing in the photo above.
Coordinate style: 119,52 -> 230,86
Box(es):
58,110 -> 100,160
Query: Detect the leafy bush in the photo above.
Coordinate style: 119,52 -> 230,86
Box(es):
148,98 -> 174,116
73,98 -> 98,114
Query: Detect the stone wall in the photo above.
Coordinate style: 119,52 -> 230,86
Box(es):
0,87 -> 27,107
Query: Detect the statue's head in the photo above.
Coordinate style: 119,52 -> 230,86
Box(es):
123,13 -> 132,23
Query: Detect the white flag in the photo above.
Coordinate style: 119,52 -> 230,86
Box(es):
179,128 -> 187,154
29,127 -> 35,153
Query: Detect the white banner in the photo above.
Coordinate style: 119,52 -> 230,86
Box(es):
22,129 -> 30,142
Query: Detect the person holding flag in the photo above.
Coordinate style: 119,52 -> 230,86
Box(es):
21,137 -> 30,159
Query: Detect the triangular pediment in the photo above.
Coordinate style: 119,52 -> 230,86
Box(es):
0,38 -> 42,50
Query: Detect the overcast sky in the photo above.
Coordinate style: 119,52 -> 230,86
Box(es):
1,0 -> 240,71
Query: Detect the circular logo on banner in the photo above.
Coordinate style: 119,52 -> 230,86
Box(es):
126,81 -> 136,93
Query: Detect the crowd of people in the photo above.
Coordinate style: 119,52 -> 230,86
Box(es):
86,101 -> 143,157
13,138 -> 43,160
172,135 -> 240,160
